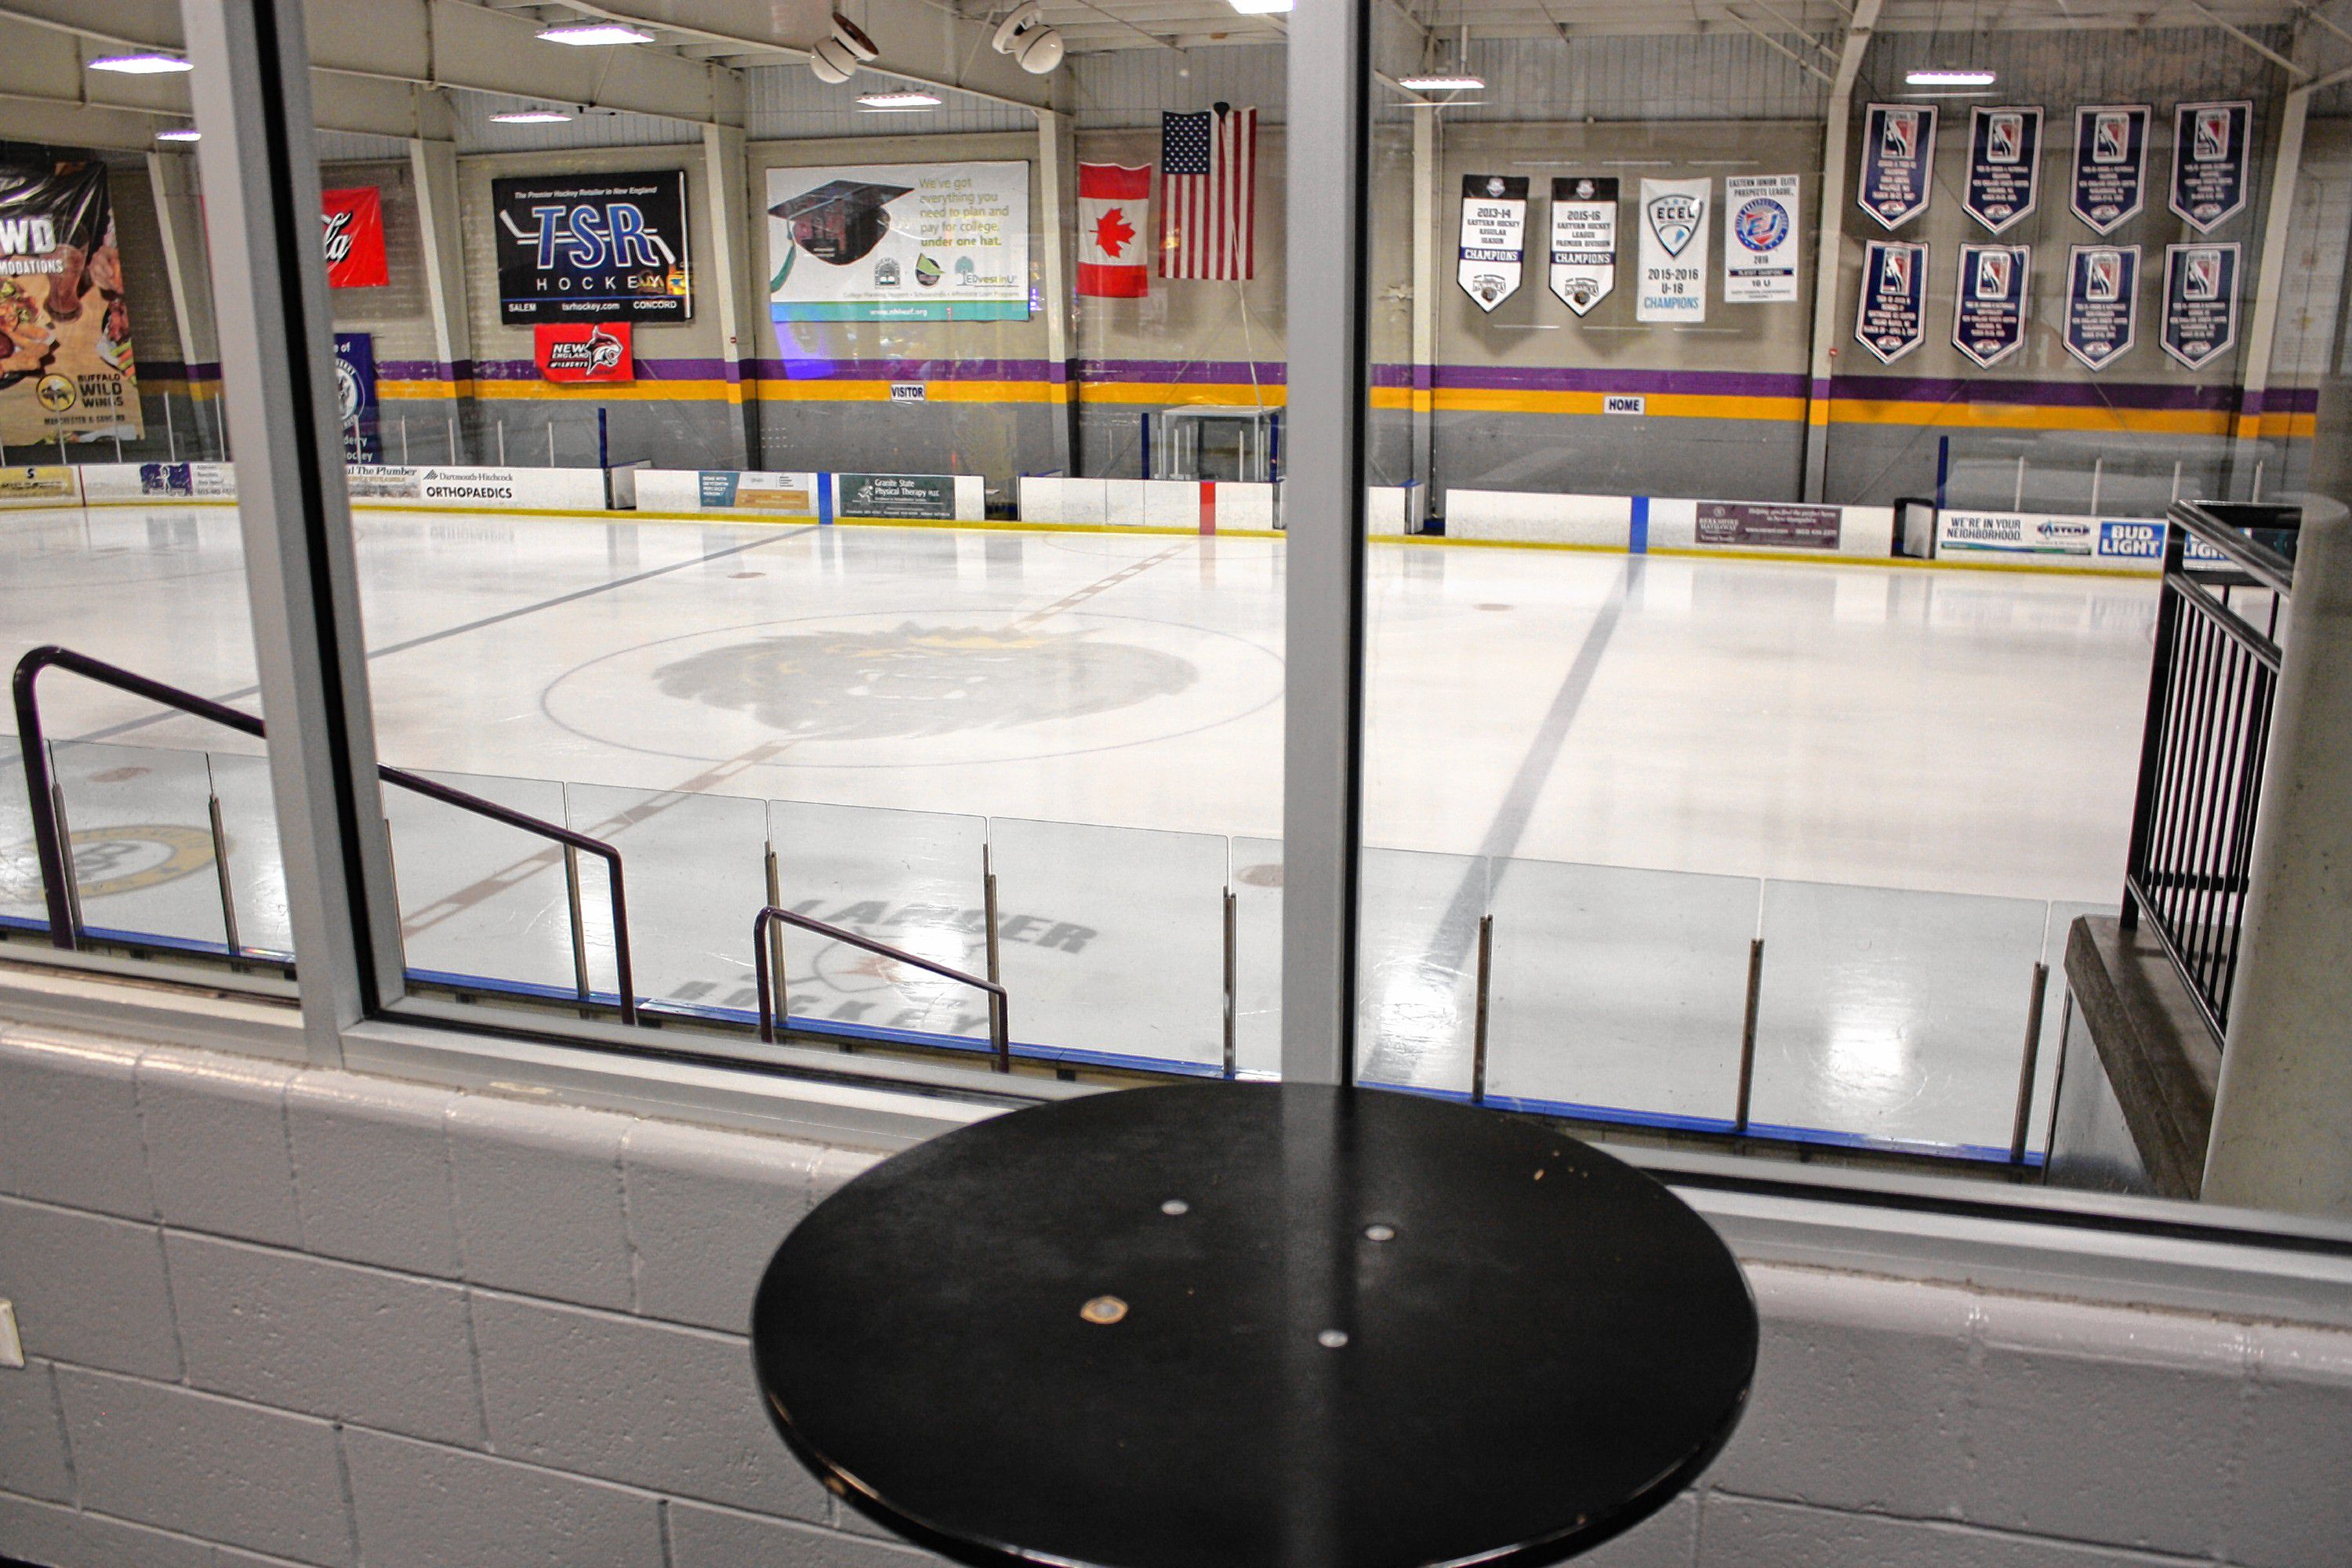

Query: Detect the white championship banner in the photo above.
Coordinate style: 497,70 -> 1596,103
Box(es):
1637,178 -> 1710,323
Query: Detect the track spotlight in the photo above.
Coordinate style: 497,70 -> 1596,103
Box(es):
991,2 -> 1065,75
811,10 -> 882,83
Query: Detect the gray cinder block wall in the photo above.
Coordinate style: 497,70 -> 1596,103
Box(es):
2,1020 -> 2349,1568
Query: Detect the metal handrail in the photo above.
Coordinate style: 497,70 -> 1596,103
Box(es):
11,645 -> 638,1024
753,904 -> 1010,1073
2168,500 -> 2296,595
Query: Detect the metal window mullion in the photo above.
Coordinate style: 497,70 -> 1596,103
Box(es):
1279,1 -> 1373,1087
183,0 -> 406,1064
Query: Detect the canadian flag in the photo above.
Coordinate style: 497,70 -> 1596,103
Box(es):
1077,162 -> 1152,298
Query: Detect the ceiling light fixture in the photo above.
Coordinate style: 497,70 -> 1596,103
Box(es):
491,109 -> 576,124
1397,73 -> 1483,91
989,2 -> 1065,75
1227,0 -> 1295,13
1906,68 -> 1995,87
89,53 -> 193,74
155,128 -> 201,142
535,22 -> 654,45
858,90 -> 941,109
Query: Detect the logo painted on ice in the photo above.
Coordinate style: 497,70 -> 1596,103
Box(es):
1646,193 -> 1704,257
1732,199 -> 1789,253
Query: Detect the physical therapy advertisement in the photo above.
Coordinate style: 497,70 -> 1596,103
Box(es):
767,162 -> 1031,323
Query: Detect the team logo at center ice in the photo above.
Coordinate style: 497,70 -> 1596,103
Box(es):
1732,199 -> 1788,254
1646,193 -> 1703,257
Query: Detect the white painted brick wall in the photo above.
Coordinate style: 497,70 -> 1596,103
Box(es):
0,1025 -> 2346,1568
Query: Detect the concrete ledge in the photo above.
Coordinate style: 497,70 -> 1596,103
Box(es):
2062,916 -> 2222,1200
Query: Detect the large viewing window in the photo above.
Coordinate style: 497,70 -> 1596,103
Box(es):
3,0 -> 2350,1244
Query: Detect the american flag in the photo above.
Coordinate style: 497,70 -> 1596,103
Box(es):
1159,107 -> 1258,280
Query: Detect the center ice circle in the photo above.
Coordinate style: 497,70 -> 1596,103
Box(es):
539,609 -> 1282,768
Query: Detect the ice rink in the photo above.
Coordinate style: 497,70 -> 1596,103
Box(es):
0,502 -> 2161,1158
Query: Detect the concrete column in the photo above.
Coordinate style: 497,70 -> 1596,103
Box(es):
1409,105 -> 1437,503
1037,109 -> 1077,477
406,139 -> 474,462
1799,0 -> 1881,503
2202,506 -> 2352,1218
699,124 -> 754,470
2228,86 -> 2311,501
145,150 -> 224,459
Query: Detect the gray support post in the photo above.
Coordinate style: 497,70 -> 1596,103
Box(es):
1409,104 -> 1437,503
1281,2 -> 1371,1087
185,0 -> 407,1062
1799,0 -> 1882,503
2202,510 -> 2352,1217
145,151 -> 210,454
407,138 -> 472,463
2230,84 -> 2314,499
1038,109 -> 1079,477
699,125 -> 755,471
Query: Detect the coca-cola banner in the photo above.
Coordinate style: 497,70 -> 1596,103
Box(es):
0,162 -> 139,445
321,187 -> 389,289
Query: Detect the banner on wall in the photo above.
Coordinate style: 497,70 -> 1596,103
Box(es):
2169,101 -> 2253,233
321,187 -> 388,289
332,332 -> 380,463
766,162 -> 1030,322
1076,162 -> 1150,298
1458,175 -> 1529,311
1854,239 -> 1927,364
2064,243 -> 2141,370
535,322 -> 634,383
492,170 -> 691,324
1636,177 -> 1709,323
1857,103 -> 1936,229
2071,105 -> 2151,234
1548,176 -> 1617,316
1722,175 -> 1799,303
1963,106 -> 2042,233
2161,241 -> 2240,369
0,162 -> 139,446
1952,244 -> 2030,368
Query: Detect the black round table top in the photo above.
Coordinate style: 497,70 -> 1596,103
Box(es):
751,1082 -> 1757,1568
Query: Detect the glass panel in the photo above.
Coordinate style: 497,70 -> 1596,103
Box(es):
1356,847 -> 1490,1094
202,749 -> 292,960
386,770 -> 579,997
0,740 -> 38,930
1232,834 -> 1283,1078
766,800 -> 989,1040
41,740 -> 225,952
986,817 -> 1230,1073
563,782 -> 768,1010
1486,858 -> 1762,1127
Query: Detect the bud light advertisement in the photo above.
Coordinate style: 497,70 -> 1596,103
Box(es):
492,170 -> 692,323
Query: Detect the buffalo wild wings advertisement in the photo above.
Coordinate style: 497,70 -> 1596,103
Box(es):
0,163 -> 139,445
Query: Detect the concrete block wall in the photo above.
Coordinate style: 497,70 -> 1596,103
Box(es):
2,1020 -> 2349,1567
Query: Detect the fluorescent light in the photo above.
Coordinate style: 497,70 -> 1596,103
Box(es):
858,91 -> 942,109
491,110 -> 575,124
89,53 -> 192,74
1906,68 -> 1994,87
535,22 -> 654,45
1398,73 -> 1484,91
1227,0 -> 1294,13
155,128 -> 201,143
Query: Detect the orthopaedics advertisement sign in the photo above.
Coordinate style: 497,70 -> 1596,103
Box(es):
766,162 -> 1031,322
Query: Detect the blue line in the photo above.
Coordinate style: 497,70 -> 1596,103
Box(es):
1629,495 -> 1650,554
817,470 -> 835,524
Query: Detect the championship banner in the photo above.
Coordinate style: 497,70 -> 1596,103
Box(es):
535,322 -> 634,383
1722,175 -> 1799,303
1964,107 -> 2042,234
766,162 -> 1030,323
2170,102 -> 2252,234
1076,162 -> 1150,299
1953,244 -> 2029,368
0,162 -> 139,446
1457,175 -> 1529,312
332,332 -> 380,463
1858,103 -> 1936,229
2064,244 -> 2141,370
492,170 -> 691,324
1637,177 -> 1709,323
321,187 -> 389,289
2071,106 -> 2150,235
2161,242 -> 2240,370
1854,239 -> 1927,364
1548,176 -> 1617,316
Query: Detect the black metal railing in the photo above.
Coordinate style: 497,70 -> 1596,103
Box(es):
753,904 -> 1010,1072
2120,503 -> 2296,1042
11,646 -> 640,1023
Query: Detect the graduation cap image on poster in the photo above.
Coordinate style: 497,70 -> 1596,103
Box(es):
768,180 -> 915,277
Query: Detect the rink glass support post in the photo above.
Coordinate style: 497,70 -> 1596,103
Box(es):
1279,0 -> 1373,1088
1733,938 -> 1766,1136
1222,887 -> 1238,1080
183,0 -> 408,1062
2010,961 -> 2051,1166
982,843 -> 1003,988
1471,914 -> 1494,1106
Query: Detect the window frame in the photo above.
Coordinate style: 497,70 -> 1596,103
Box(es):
2,0 -> 2328,1311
